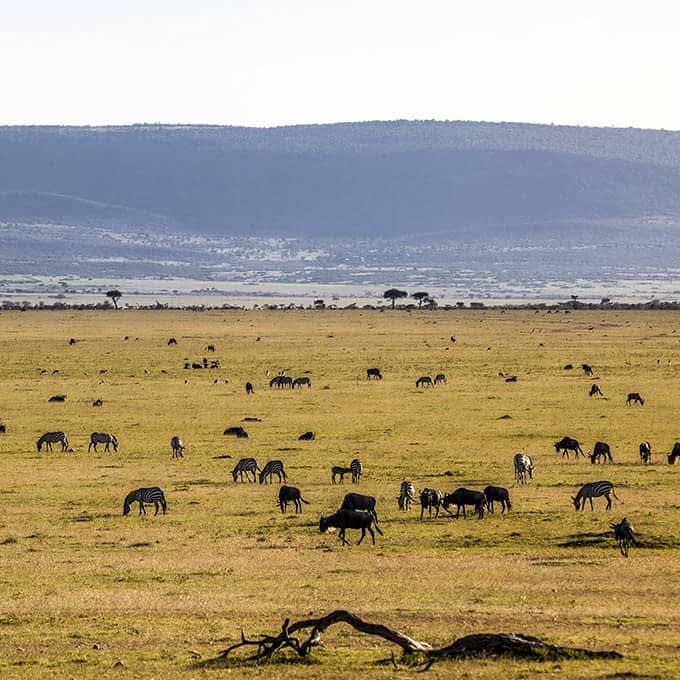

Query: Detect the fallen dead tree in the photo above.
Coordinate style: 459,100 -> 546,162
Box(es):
218,609 -> 621,668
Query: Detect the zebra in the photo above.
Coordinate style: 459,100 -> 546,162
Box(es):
292,376 -> 311,389
36,431 -> 70,452
88,432 -> 118,453
513,453 -> 534,484
170,436 -> 185,458
331,465 -> 352,484
572,480 -> 620,511
259,460 -> 286,484
416,376 -> 433,388
434,373 -> 447,385
611,517 -> 637,557
232,457 -> 259,482
350,458 -> 362,483
397,481 -> 416,510
123,487 -> 167,516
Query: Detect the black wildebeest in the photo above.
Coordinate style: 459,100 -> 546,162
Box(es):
554,436 -> 584,459
434,373 -> 447,385
340,492 -> 379,522
639,441 -> 652,464
626,392 -> 644,406
563,363 -> 574,370
591,441 -> 613,464
589,383 -> 604,397
442,488 -> 486,519
48,394 -> 66,402
582,363 -> 594,376
278,485 -> 310,513
269,375 -> 293,389
319,509 -> 383,545
171,436 -> 185,458
0,423 -> 5,433
168,338 -> 177,345
611,517 -> 637,557
419,488 -> 443,519
92,398 -> 103,407
207,344 -> 215,352
245,381 -> 254,394
298,431 -> 315,441
68,338 -> 77,345
223,426 -> 249,438
668,442 -> 680,464
366,368 -> 382,380
483,486 -> 512,513
191,362 -> 203,369
416,375 -> 433,388
292,377 -> 312,389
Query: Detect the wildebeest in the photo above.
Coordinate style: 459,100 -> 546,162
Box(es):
37,431 -> 70,452
582,363 -> 594,376
269,375 -> 293,389
0,423 -> 5,433
88,432 -> 118,452
419,488 -> 443,519
245,381 -> 254,394
590,441 -> 613,464
298,431 -> 315,441
483,485 -> 512,513
366,368 -> 382,380
611,517 -> 637,557
206,344 -> 215,352
48,394 -> 66,402
416,375 -> 433,388
639,441 -> 652,464
223,426 -> 249,438
331,465 -> 352,484
434,373 -> 447,385
668,442 -> 680,464
259,460 -> 286,484
442,488 -> 486,519
278,485 -> 310,513
563,363 -> 574,370
319,509 -> 383,545
626,392 -> 644,406
92,398 -> 103,407
292,377 -> 312,389
340,492 -> 379,522
171,436 -> 185,458
191,362 -> 202,369
167,338 -> 177,345
554,436 -> 584,459
589,383 -> 604,397
68,338 -> 77,345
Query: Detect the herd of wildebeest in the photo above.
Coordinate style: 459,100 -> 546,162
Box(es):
11,340 -> 678,559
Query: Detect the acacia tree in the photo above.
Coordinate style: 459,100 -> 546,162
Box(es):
383,288 -> 408,309
106,290 -> 122,309
412,291 -> 429,308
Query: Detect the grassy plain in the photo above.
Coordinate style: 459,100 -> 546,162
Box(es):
0,309 -> 678,679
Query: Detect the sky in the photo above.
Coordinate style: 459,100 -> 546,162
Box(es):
1,0 -> 678,130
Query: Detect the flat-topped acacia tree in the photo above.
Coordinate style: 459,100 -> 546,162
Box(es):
383,288 -> 407,309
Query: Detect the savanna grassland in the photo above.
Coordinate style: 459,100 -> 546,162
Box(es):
0,309 -> 679,679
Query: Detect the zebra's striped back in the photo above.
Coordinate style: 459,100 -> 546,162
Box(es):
513,453 -> 534,483
573,480 -> 619,510
123,487 -> 167,515
89,432 -> 118,452
37,431 -> 69,452
398,481 -> 416,510
350,458 -> 362,483
232,457 -> 259,482
259,460 -> 286,484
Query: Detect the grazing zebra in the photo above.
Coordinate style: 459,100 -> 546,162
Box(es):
350,458 -> 362,483
232,457 -> 259,482
611,517 -> 637,557
259,460 -> 287,484
170,436 -> 185,458
278,485 -> 310,513
269,375 -> 293,389
639,441 -> 652,464
123,487 -> 167,516
331,465 -> 352,484
420,488 -> 443,519
292,376 -> 312,389
88,432 -> 118,453
36,431 -> 70,452
416,376 -> 433,388
572,480 -> 620,511
397,481 -> 416,510
513,453 -> 534,483
434,373 -> 447,385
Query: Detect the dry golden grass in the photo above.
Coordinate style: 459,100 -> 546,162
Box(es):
0,309 -> 678,679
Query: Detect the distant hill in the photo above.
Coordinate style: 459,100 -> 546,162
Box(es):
1,121 -> 680,236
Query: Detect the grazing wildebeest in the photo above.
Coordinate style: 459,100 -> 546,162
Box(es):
572,480 -> 620,511
420,488 -> 443,519
223,426 -> 249,438
442,488 -> 486,519
68,338 -> 77,345
582,363 -> 594,376
259,460 -> 286,484
589,383 -> 604,397
340,492 -> 379,522
554,436 -> 584,459
483,486 -> 512,513
563,363 -> 574,370
434,373 -> 447,385
590,441 -> 613,464
639,441 -> 652,464
207,344 -> 215,352
611,517 -> 637,557
88,432 -> 118,452
366,368 -> 382,380
292,377 -> 312,389
269,375 -> 293,389
626,392 -> 644,406
416,376 -> 433,388
278,485 -> 310,513
191,362 -> 203,369
232,457 -> 259,482
0,423 -> 5,433
37,431 -> 70,452
319,509 -> 383,545
92,398 -> 103,407
167,338 -> 177,345
170,436 -> 185,458
668,442 -> 680,464
48,394 -> 66,402
298,431 -> 315,441
331,465 -> 353,484
245,382 -> 254,394
123,487 -> 167,516
349,458 -> 362,483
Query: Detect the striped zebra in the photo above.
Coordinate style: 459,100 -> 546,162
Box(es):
397,481 -> 416,510
170,436 -> 185,458
572,480 -> 620,511
88,432 -> 118,453
232,457 -> 259,482
36,431 -> 70,452
123,487 -> 167,516
513,453 -> 534,484
259,460 -> 287,484
350,458 -> 362,483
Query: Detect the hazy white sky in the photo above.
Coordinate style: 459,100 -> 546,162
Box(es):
1,0 -> 678,129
